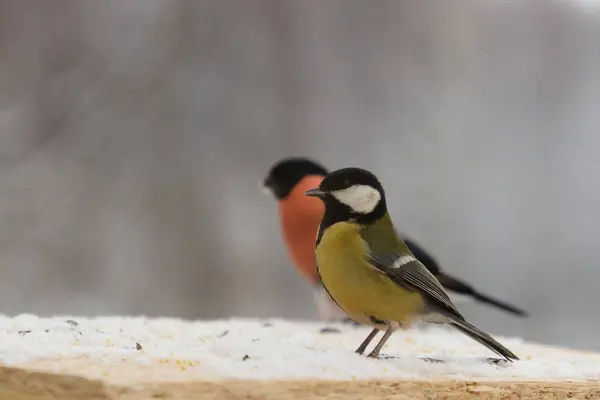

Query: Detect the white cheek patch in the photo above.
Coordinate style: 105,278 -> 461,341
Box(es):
331,184 -> 381,214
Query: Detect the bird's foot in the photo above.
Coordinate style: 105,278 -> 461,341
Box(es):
487,357 -> 510,366
366,350 -> 380,359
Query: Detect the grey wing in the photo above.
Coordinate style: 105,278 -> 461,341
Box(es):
370,251 -> 465,322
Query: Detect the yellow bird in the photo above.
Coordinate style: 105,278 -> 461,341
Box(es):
306,167 -> 519,361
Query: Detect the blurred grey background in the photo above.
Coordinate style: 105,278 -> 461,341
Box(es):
0,0 -> 599,351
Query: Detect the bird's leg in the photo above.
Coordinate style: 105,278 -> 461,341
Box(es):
355,328 -> 379,355
367,327 -> 395,358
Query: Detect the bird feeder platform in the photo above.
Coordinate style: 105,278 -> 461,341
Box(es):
0,315 -> 598,399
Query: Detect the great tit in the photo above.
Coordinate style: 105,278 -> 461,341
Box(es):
306,167 -> 519,361
262,157 -> 527,322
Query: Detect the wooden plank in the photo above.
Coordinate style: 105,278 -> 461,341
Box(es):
0,316 -> 599,399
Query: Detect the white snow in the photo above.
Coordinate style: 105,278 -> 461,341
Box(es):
0,314 -> 599,382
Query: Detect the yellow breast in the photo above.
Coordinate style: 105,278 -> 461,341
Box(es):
315,222 -> 425,327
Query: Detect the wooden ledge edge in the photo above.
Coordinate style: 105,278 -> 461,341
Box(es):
0,365 -> 598,400
0,365 -> 110,400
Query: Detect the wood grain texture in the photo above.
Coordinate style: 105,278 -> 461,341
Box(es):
0,363 -> 599,400
113,380 -> 600,400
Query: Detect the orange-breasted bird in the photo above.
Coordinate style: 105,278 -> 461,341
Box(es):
262,157 -> 527,322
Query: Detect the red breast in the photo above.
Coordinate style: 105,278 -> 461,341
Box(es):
277,175 -> 325,284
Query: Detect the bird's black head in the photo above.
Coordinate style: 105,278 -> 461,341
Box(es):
305,167 -> 387,225
263,157 -> 329,200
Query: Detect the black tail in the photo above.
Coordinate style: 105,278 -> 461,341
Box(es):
471,291 -> 527,317
448,320 -> 519,361
436,273 -> 527,317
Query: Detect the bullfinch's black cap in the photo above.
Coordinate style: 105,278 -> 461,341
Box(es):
263,157 -> 329,199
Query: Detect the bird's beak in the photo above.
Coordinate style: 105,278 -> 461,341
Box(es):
305,188 -> 326,198
261,185 -> 273,197
261,178 -> 273,196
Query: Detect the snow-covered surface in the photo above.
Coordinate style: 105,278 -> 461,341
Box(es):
1,314 -> 599,382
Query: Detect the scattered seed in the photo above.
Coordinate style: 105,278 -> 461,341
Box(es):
65,320 -> 79,327
320,327 -> 341,334
242,354 -> 250,361
136,342 -> 143,351
217,330 -> 229,338
18,330 -> 31,335
420,357 -> 444,364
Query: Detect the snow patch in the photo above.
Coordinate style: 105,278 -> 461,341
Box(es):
0,314 -> 598,381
